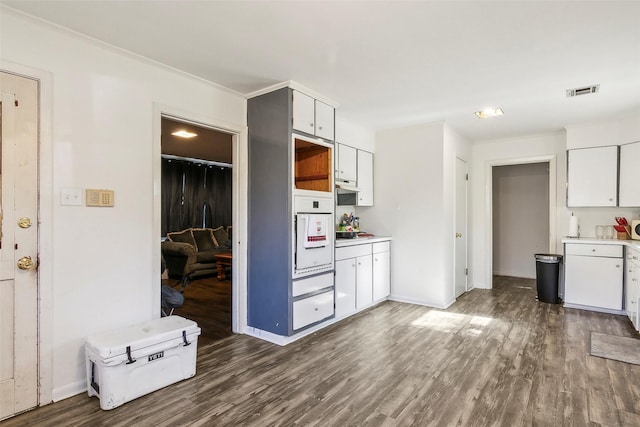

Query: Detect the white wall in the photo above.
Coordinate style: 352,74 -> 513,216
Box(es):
1,8 -> 247,402
361,122 -> 445,306
471,133 -> 566,289
492,163 -> 549,279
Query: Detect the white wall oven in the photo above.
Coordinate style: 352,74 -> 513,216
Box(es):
293,196 -> 334,278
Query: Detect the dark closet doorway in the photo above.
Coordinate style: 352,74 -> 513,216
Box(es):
161,116 -> 233,346
492,162 -> 550,287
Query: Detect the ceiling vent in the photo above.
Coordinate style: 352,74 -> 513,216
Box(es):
566,84 -> 599,97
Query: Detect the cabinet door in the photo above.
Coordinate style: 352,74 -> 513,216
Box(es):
292,90 -> 315,135
357,150 -> 373,206
567,146 -> 618,207
337,144 -> 357,182
619,142 -> 640,207
356,255 -> 373,309
314,100 -> 334,141
565,255 -> 623,310
373,249 -> 390,301
335,258 -> 357,317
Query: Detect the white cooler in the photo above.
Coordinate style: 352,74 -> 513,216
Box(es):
85,315 -> 201,410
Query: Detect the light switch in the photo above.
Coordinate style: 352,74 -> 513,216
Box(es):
61,187 -> 82,206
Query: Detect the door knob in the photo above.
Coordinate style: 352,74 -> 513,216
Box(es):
455,233 -> 462,238
17,256 -> 34,270
18,217 -> 32,228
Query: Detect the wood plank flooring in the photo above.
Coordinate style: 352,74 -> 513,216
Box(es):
4,276 -> 640,426
168,276 -> 233,347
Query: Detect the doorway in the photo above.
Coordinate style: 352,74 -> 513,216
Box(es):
160,116 -> 234,346
0,72 -> 39,419
491,160 -> 553,288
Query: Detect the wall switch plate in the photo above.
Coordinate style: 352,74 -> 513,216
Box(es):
61,187 -> 82,206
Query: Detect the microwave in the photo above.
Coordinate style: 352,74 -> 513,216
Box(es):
632,220 -> 640,240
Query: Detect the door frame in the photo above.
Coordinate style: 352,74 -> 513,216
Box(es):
484,155 -> 556,289
453,155 -> 468,298
152,104 -> 248,333
0,61 -> 54,406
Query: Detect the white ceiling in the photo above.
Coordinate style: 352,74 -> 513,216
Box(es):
5,1 -> 640,141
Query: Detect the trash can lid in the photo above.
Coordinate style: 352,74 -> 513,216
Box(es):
534,253 -> 563,263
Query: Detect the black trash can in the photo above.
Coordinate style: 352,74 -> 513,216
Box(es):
534,254 -> 562,304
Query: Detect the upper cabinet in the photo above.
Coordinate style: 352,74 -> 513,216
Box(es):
567,146 -> 618,207
336,144 -> 357,182
292,90 -> 335,141
357,150 -> 373,206
619,141 -> 640,207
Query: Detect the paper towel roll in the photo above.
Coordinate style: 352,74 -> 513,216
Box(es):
568,215 -> 579,237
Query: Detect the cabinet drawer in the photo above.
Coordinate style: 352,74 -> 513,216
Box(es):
372,241 -> 390,253
293,290 -> 334,330
565,243 -> 622,258
292,272 -> 333,297
336,243 -> 372,261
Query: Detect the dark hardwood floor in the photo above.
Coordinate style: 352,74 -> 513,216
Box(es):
167,275 -> 233,347
4,276 -> 640,426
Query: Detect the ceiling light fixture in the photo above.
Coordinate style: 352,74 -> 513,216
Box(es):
474,108 -> 504,119
171,130 -> 198,139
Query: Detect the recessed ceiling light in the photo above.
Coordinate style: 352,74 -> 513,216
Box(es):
171,130 -> 198,139
474,108 -> 504,119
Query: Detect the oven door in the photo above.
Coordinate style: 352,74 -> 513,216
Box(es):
295,213 -> 334,275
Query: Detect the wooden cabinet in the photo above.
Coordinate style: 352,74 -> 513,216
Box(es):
567,146 -> 618,207
357,150 -> 374,206
292,90 -> 335,141
564,243 -> 623,311
372,241 -> 390,301
619,141 -> 640,207
625,247 -> 640,330
336,143 -> 357,182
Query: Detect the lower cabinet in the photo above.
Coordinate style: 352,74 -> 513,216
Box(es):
293,290 -> 334,331
626,248 -> 640,330
564,243 -> 623,311
335,240 -> 390,318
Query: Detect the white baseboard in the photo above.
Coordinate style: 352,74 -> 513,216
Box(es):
52,379 -> 86,402
388,295 -> 449,309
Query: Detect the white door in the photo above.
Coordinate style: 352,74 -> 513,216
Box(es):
0,72 -> 39,420
454,157 -> 468,298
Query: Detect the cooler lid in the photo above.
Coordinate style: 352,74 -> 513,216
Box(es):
85,315 -> 200,359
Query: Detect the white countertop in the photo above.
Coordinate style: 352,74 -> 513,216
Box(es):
335,236 -> 392,247
562,237 -> 640,250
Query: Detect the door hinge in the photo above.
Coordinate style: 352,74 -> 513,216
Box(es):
465,268 -> 468,275
465,173 -> 469,181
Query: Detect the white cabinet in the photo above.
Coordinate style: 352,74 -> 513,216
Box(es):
619,141 -> 640,207
357,150 -> 374,206
372,241 -> 390,301
292,90 -> 335,141
625,247 -> 640,330
564,243 -> 624,311
314,100 -> 335,141
335,240 -> 390,317
356,255 -> 373,309
292,290 -> 334,330
336,143 -> 357,182
567,146 -> 618,207
335,258 -> 357,317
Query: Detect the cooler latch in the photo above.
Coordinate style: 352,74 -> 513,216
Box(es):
182,330 -> 191,346
125,345 -> 137,364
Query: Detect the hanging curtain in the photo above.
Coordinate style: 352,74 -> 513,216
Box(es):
161,158 -> 188,235
161,157 -> 232,236
204,165 -> 232,228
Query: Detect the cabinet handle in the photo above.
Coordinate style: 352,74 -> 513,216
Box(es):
314,307 -> 319,311
592,249 -> 596,252
616,265 -> 620,268
310,123 -> 314,127
318,126 -> 323,130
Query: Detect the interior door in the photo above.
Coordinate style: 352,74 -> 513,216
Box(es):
0,72 -> 39,420
454,157 -> 468,298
